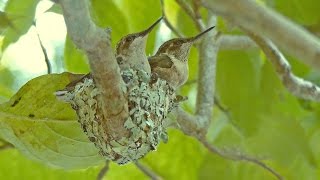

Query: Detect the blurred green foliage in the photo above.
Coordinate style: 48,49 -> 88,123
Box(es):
1,0 -> 320,179
1,0 -> 39,50
269,0 -> 320,26
64,36 -> 90,73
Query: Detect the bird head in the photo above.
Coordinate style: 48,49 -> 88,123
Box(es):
155,26 -> 215,62
116,17 -> 163,56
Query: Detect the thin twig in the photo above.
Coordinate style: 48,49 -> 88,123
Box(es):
159,0 -> 183,38
214,96 -> 229,115
245,30 -> 320,101
203,0 -> 320,69
33,21 -> 52,74
217,35 -> 257,50
200,139 -> 283,180
195,13 -> 218,130
214,97 -> 226,112
96,160 -> 110,180
174,109 -> 283,180
135,161 -> 162,180
213,96 -> 237,126
192,0 -> 202,19
175,0 -> 205,31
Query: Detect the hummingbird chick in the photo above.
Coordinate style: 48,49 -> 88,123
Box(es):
116,17 -> 163,75
148,26 -> 215,89
56,18 -> 163,94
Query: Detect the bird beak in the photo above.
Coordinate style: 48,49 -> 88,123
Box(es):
140,16 -> 163,36
190,26 -> 215,42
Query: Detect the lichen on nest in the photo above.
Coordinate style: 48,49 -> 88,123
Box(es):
56,68 -> 177,164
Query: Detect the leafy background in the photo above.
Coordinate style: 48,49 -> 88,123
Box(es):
1,0 -> 320,179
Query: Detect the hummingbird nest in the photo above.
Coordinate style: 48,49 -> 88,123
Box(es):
57,68 -> 178,164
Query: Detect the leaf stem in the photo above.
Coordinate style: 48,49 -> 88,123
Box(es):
33,21 -> 52,74
96,160 -> 110,180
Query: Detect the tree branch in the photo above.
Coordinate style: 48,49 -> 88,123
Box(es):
135,161 -> 162,180
175,108 -> 202,137
203,0 -> 320,69
195,14 -> 218,131
175,0 -> 205,31
245,31 -> 320,101
58,0 -> 128,138
192,0 -> 202,19
218,35 -> 257,50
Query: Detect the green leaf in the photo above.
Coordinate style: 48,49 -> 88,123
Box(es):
162,0 -> 198,37
216,50 -> 263,135
106,163 -> 148,180
121,0 -> 161,31
286,55 -> 311,77
198,151 -> 276,180
142,129 -> 206,180
2,0 -> 40,50
207,110 -> 245,148
202,110 -> 277,180
176,7 -> 198,37
187,48 -> 199,82
0,149 -> 102,179
0,73 -> 104,169
247,115 -> 315,167
310,129 -> 320,164
258,58 -> 307,117
117,0 -> 161,54
90,0 -> 129,47
286,156 -> 319,180
271,0 -> 320,25
0,65 -> 15,103
64,36 -> 90,73
0,11 -> 13,34
0,84 -> 12,103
